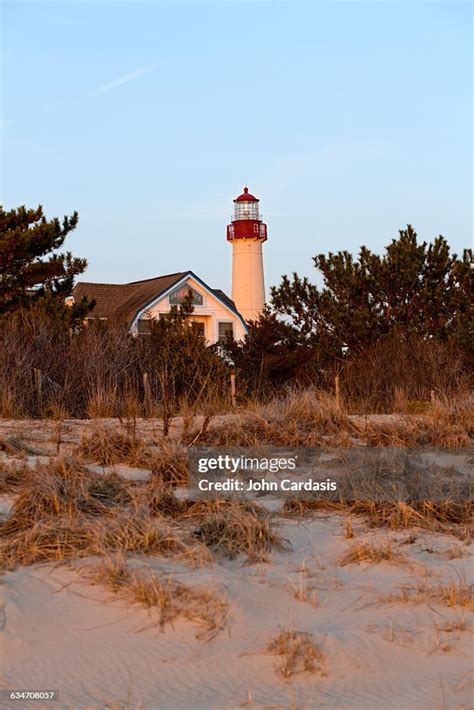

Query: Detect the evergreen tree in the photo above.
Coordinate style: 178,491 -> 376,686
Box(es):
0,204 -> 90,316
220,307 -> 319,396
271,226 -> 473,358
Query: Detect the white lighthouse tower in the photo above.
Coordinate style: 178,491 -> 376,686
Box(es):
226,186 -> 268,323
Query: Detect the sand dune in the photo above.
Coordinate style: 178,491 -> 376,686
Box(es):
1,512 -> 472,710
1,417 -> 472,709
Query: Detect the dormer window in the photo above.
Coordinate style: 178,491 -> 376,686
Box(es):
169,284 -> 203,306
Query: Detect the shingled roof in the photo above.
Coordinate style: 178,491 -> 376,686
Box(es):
73,271 -> 238,327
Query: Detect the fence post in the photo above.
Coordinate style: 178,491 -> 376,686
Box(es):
143,372 -> 152,418
335,375 -> 341,411
34,368 -> 43,412
230,370 -> 236,409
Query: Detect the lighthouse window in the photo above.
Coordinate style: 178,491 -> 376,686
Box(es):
234,202 -> 259,220
218,321 -> 234,342
169,285 -> 204,306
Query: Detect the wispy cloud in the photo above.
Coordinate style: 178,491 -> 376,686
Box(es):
89,67 -> 151,97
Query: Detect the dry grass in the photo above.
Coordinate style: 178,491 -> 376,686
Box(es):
0,454 -> 213,569
267,628 -> 324,678
287,574 -> 318,607
194,501 -> 289,561
440,544 -> 470,560
146,489 -> 275,529
350,420 -> 420,448
384,576 -> 474,610
337,540 -> 408,566
83,556 -> 228,639
281,449 -> 473,537
147,483 -> 189,518
76,428 -> 153,467
86,386 -> 120,419
435,617 -> 472,637
194,390 -> 473,449
283,499 -> 473,539
355,396 -> 474,448
193,390 -> 348,447
1,456 -> 132,535
0,511 -> 210,570
148,439 -> 188,487
344,518 -> 355,538
98,513 -> 209,561
262,389 -> 348,437
426,398 -> 474,448
335,336 -> 472,414
0,458 -> 33,494
0,454 -> 288,569
0,434 -> 35,457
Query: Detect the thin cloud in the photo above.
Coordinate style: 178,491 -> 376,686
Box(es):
89,67 -> 151,96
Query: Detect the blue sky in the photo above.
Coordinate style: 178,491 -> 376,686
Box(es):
2,1 -> 472,296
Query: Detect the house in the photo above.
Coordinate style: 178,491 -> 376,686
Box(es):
71,187 -> 269,344
72,270 -> 247,344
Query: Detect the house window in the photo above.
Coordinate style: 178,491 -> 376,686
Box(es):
218,321 -> 234,342
137,318 -> 151,335
169,284 -> 203,306
191,321 -> 205,337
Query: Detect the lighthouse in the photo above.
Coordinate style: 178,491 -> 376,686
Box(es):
226,187 -> 268,323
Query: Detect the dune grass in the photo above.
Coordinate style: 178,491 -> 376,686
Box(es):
1,456 -> 132,535
0,458 -> 33,494
190,390 -> 473,449
383,575 -> 474,610
148,439 -> 188,487
194,501 -> 289,562
281,448 -> 473,537
0,454 -> 286,569
336,540 -> 408,566
83,556 -> 228,639
0,510 -> 212,570
267,628 -> 324,678
283,500 -> 472,541
76,428 -> 153,467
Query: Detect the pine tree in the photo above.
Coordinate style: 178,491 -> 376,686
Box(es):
220,306 -> 319,395
0,204 -> 90,316
271,226 -> 473,358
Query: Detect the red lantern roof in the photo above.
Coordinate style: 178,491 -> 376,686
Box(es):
234,186 -> 259,203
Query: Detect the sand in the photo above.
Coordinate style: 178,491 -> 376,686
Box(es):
1,511 -> 472,709
0,418 -> 472,709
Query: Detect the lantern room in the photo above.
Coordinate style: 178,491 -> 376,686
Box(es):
233,187 -> 260,220
227,186 -> 268,242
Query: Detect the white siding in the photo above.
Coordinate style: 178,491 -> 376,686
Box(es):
132,276 -> 247,343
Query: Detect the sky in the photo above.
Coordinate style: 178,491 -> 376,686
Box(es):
1,1 -> 472,298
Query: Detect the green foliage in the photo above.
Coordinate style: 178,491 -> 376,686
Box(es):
220,307 -> 320,398
271,225 -> 473,358
0,204 -> 91,317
